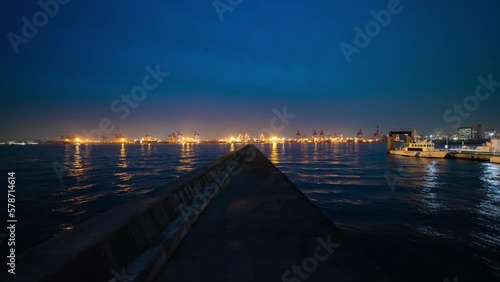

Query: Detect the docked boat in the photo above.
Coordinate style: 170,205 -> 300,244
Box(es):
390,140 -> 448,158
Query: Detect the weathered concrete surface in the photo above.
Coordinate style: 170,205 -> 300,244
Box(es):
154,145 -> 388,282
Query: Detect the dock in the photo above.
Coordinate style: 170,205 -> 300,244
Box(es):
11,145 -> 388,282
448,153 -> 492,161
491,156 -> 500,164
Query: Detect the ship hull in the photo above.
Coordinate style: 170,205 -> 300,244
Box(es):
417,151 -> 449,158
491,156 -> 500,164
389,150 -> 418,157
390,150 -> 448,158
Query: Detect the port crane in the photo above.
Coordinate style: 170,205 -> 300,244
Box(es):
312,130 -> 318,139
373,125 -> 380,139
357,129 -> 363,139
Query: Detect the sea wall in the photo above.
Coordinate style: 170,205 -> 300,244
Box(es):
14,145 -> 253,282
449,153 -> 491,161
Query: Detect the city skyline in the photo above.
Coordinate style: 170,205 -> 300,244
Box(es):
2,0 -> 500,140
1,123 -> 497,142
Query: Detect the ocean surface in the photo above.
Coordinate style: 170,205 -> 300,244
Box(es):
0,143 -> 499,282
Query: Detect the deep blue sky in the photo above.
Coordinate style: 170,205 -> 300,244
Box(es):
1,0 -> 499,140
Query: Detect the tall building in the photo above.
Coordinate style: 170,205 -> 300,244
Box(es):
457,127 -> 473,140
475,124 -> 483,140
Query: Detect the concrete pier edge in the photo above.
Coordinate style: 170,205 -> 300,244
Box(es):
12,145 -> 251,282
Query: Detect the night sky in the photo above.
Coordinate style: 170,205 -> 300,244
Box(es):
1,0 -> 500,140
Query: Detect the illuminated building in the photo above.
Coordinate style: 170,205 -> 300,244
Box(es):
485,128 -> 497,138
457,127 -> 473,140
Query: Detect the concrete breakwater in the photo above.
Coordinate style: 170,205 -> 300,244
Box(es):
12,145 -> 253,282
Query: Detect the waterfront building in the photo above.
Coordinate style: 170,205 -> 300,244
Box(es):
485,128 -> 497,138
457,127 -> 473,140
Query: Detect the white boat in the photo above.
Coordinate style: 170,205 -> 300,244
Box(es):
491,156 -> 500,164
390,140 -> 448,158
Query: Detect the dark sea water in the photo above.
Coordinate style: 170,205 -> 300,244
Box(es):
0,143 -> 499,282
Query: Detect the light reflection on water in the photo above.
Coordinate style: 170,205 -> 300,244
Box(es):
420,160 -> 443,212
257,142 -> 500,281
115,144 -> 132,192
2,143 -> 500,281
177,143 -> 195,172
3,143 -> 232,249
